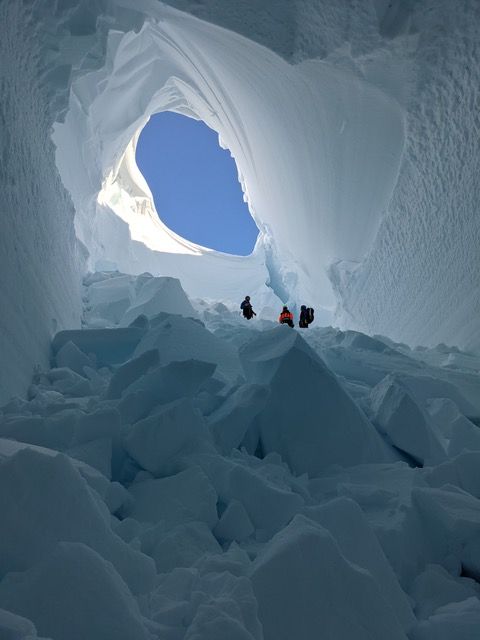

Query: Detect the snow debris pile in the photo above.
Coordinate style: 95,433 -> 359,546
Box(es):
1,271 -> 480,640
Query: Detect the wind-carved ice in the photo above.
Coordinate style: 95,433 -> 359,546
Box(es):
51,0 -> 480,353
53,1 -> 405,331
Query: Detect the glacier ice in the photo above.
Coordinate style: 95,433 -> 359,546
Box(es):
1,0 -> 480,401
370,375 -> 447,465
0,607 -> 47,640
0,271 -> 479,638
1,0 -> 480,638
123,398 -> 213,476
250,514 -> 408,640
0,542 -> 151,640
410,597 -> 480,640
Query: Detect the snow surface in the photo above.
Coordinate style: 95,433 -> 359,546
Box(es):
0,271 -> 480,638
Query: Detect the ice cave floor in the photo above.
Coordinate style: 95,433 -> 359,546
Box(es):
1,270 -> 480,640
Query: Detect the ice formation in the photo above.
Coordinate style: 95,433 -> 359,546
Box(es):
1,0 -> 480,638
1,0 -> 480,399
0,271 -> 479,639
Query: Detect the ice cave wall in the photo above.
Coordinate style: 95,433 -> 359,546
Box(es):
0,1 -> 83,403
1,0 -> 479,402
54,0 -> 479,350
55,0 -> 405,321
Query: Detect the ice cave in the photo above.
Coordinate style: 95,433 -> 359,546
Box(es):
1,1 -> 480,639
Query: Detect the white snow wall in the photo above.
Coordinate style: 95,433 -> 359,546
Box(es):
1,0 -> 479,400
54,0 -> 480,349
54,0 -> 406,322
0,2 -> 84,404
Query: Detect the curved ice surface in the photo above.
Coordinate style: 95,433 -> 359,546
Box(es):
1,0 -> 479,400
55,3 -> 404,322
52,0 -> 479,353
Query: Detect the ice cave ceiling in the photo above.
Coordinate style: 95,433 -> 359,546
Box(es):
1,0 -> 479,400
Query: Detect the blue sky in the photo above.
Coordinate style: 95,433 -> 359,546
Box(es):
136,111 -> 258,255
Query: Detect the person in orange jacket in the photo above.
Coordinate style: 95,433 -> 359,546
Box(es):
278,305 -> 294,328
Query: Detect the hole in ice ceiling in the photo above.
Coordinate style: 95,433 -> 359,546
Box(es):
136,112 -> 259,256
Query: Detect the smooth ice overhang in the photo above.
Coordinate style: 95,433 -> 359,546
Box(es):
53,3 -> 405,317
98,131 -> 209,256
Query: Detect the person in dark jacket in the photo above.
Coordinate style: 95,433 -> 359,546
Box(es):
299,305 -> 308,328
278,306 -> 294,328
240,296 -> 256,319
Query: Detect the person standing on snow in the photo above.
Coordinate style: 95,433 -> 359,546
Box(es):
299,305 -> 314,328
278,305 -> 294,328
241,295 -> 256,320
299,305 -> 309,328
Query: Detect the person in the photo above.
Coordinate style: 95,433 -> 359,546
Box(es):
240,295 -> 256,320
299,305 -> 309,328
278,305 -> 294,328
299,305 -> 315,328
